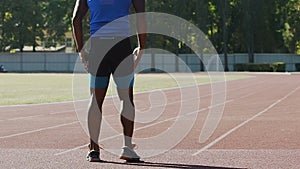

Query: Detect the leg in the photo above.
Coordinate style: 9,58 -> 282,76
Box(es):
117,87 -> 141,162
117,87 -> 135,148
109,37 -> 141,161
86,37 -> 113,161
88,87 -> 108,151
108,38 -> 135,147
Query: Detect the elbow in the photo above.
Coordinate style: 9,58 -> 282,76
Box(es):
72,16 -> 82,27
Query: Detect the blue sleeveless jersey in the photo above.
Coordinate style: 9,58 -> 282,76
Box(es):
87,0 -> 132,37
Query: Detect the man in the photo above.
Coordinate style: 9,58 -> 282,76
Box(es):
72,0 -> 146,162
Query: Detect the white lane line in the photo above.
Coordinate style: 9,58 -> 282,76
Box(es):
49,109 -> 83,115
54,99 -> 235,156
192,85 -> 300,156
86,80 -> 263,120
53,144 -> 90,156
5,109 -> 85,121
55,78 -> 263,118
0,81 -> 260,145
0,99 -> 81,108
0,88 -> 197,121
238,92 -> 257,99
0,77 -> 260,142
55,80 -> 257,156
0,76 -> 259,122
0,85 -> 190,108
8,114 -> 45,121
0,74 -> 254,109
0,121 -> 79,139
0,76 -> 258,141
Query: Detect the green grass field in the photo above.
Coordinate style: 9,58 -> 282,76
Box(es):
0,73 -> 250,106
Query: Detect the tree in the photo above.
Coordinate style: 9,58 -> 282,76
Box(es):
222,0 -> 229,71
276,0 -> 300,53
42,0 -> 74,48
10,0 -> 44,52
0,0 -> 299,54
0,0 -> 45,52
0,0 -> 14,52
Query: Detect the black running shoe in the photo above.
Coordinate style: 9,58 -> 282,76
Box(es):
86,150 -> 101,162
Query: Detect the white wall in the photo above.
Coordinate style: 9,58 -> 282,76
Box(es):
0,53 -> 299,72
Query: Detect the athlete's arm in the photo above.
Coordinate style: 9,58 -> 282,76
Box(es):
72,0 -> 88,52
132,0 -> 146,69
132,0 -> 146,49
72,0 -> 89,71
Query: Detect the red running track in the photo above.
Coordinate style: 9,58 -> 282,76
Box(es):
0,73 -> 299,169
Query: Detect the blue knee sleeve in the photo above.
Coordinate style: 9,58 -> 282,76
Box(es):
89,74 -> 110,88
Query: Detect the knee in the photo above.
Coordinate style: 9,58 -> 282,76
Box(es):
121,99 -> 135,111
89,94 -> 104,112
121,100 -> 135,120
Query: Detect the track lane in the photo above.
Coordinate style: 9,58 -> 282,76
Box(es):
1,73 -> 300,168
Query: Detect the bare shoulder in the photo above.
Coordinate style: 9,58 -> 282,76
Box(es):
73,0 -> 89,19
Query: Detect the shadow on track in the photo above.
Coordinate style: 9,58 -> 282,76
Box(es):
96,160 -> 246,169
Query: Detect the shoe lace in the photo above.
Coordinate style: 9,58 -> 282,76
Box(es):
130,143 -> 138,150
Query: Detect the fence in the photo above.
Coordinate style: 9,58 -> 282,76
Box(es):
0,53 -> 299,72
0,53 -> 76,72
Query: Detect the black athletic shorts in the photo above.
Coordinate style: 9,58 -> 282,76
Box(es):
88,37 -> 134,88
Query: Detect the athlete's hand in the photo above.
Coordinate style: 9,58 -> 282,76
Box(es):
133,47 -> 143,70
79,49 -> 89,72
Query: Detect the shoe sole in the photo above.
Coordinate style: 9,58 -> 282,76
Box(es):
120,156 -> 143,163
87,157 -> 102,162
